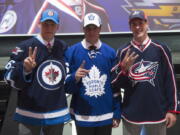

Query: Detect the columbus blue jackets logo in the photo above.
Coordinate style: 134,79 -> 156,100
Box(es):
37,60 -> 66,90
129,60 -> 158,86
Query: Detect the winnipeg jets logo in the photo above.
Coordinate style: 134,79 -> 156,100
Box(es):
82,65 -> 107,98
37,60 -> 66,90
45,66 -> 59,84
12,47 -> 23,55
129,60 -> 158,86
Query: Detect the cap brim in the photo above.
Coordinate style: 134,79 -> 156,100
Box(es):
84,22 -> 100,27
129,16 -> 147,22
41,17 -> 59,24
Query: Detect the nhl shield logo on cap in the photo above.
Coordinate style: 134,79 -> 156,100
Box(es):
47,10 -> 54,17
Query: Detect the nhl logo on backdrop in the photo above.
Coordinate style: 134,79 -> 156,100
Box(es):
37,60 -> 66,90
0,10 -> 17,33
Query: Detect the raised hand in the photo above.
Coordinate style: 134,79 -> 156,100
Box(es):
75,60 -> 89,82
23,47 -> 37,73
121,49 -> 139,73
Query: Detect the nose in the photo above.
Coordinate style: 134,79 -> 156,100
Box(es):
135,25 -> 140,29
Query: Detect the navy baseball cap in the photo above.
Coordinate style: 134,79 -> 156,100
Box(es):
40,9 -> 59,24
129,10 -> 147,22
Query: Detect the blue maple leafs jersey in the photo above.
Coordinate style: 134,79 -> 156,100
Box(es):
64,40 -> 121,127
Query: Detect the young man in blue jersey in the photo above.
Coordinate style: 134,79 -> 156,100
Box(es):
64,12 -> 119,135
112,10 -> 178,135
65,12 -> 138,135
4,9 -> 70,135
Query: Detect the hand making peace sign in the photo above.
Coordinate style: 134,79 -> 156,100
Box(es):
23,47 -> 37,73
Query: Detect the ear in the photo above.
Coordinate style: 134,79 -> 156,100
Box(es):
145,22 -> 149,31
56,24 -> 59,31
38,22 -> 41,28
83,27 -> 86,33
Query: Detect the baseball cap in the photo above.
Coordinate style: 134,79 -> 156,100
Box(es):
129,10 -> 147,22
40,9 -> 59,24
83,13 -> 102,27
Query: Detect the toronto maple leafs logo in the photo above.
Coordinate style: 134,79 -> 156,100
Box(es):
129,59 -> 158,86
37,60 -> 66,90
88,14 -> 95,21
82,65 -> 107,98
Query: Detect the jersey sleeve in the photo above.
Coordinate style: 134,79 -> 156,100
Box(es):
111,48 -> 132,89
161,44 -> 178,113
64,47 -> 80,94
4,42 -> 32,90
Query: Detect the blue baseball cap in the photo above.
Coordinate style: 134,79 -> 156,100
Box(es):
129,10 -> 147,22
40,9 -> 59,24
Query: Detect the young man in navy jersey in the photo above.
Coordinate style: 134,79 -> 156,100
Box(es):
112,10 -> 178,135
4,9 -> 70,135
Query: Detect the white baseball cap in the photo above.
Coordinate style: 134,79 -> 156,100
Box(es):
83,13 -> 102,27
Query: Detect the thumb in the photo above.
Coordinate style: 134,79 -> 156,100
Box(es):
80,60 -> 86,68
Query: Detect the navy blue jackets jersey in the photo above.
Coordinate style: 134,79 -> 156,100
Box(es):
64,41 -> 121,127
4,37 -> 70,125
112,39 -> 178,124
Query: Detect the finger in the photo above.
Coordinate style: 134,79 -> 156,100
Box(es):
130,54 -> 139,63
24,57 -> 33,65
32,61 -> 36,68
166,117 -> 170,127
80,69 -> 90,73
134,54 -> 139,59
167,120 -> 172,128
80,60 -> 86,68
77,70 -> 89,77
167,118 -> 176,128
28,47 -> 33,57
128,52 -> 138,62
24,59 -> 33,72
32,47 -> 37,60
129,51 -> 136,58
124,49 -> 130,59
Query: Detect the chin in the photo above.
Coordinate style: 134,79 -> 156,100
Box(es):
135,32 -> 144,38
